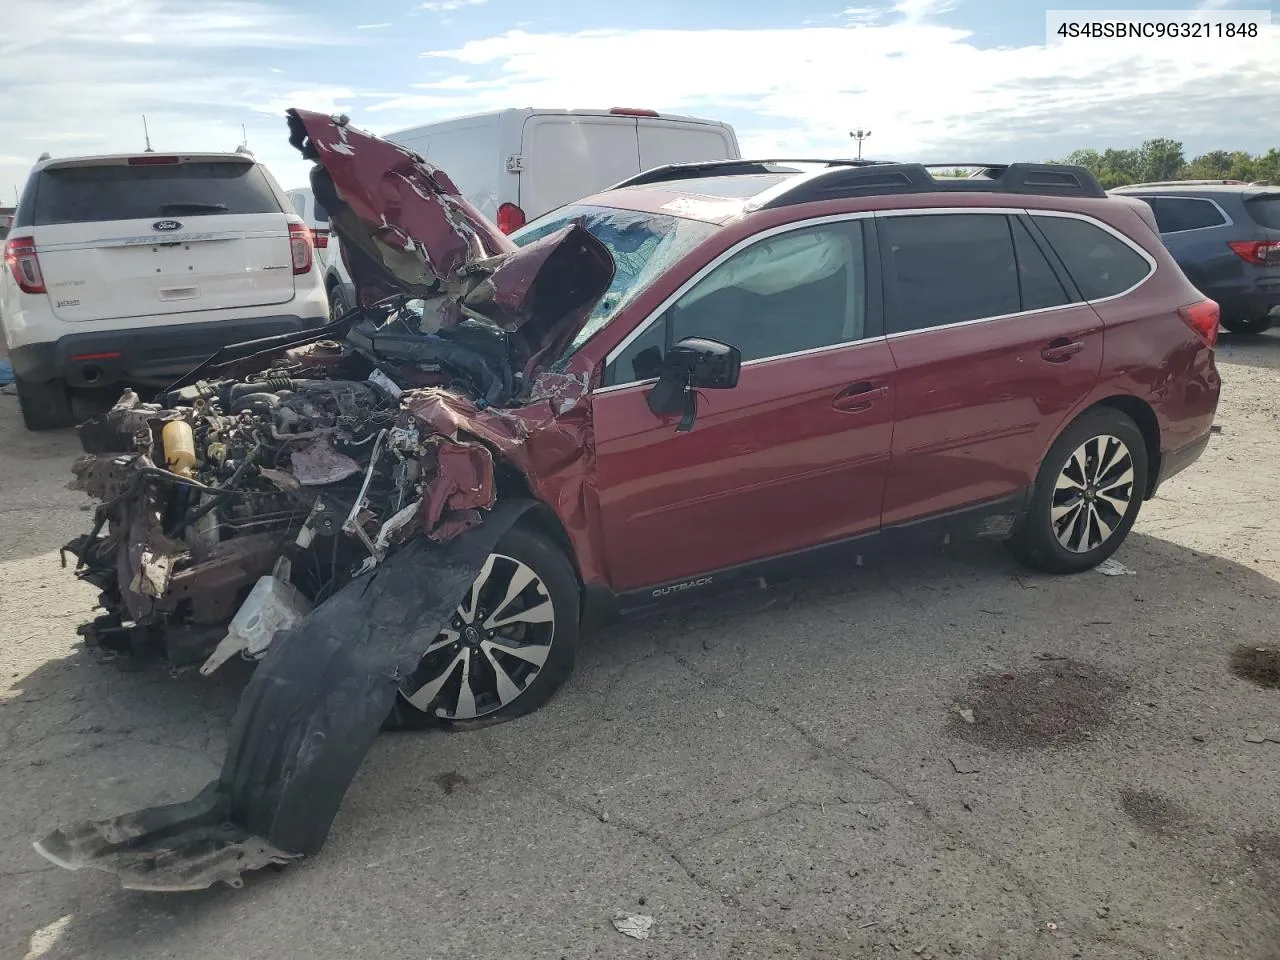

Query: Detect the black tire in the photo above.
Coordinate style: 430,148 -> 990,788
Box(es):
327,283 -> 351,322
387,525 -> 580,731
1007,408 -> 1149,575
15,376 -> 75,431
1221,316 -> 1273,335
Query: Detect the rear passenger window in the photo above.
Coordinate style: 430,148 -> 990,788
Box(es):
1144,197 -> 1228,233
1012,218 -> 1071,311
609,221 -> 866,383
882,213 -> 1020,333
1245,196 -> 1280,229
1032,215 -> 1152,301
31,161 -> 281,225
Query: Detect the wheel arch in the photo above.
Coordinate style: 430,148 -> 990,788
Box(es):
1090,395 -> 1161,499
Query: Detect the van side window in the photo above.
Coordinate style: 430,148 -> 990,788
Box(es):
1032,215 -> 1153,300
882,213 -> 1020,333
609,221 -> 866,384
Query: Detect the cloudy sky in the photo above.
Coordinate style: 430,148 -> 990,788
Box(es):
1,0 -> 1276,202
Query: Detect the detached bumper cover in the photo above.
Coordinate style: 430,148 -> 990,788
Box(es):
35,499 -> 532,892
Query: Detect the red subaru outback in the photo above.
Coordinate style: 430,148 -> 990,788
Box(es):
46,112 -> 1221,889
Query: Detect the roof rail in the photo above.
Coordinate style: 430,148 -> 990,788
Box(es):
756,162 -> 1106,208
1114,179 -> 1246,189
609,157 -> 890,191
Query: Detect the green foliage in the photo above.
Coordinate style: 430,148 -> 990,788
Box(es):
1059,140 -> 1278,188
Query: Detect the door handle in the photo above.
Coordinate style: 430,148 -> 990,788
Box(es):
1041,339 -> 1084,363
833,381 -> 889,412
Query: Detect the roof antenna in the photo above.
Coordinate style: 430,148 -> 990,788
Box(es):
142,115 -> 154,153
235,124 -> 254,156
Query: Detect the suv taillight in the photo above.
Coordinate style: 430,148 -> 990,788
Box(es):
1228,240 -> 1280,266
1178,299 -> 1220,348
311,228 -> 329,250
289,222 -> 313,275
497,202 -> 526,235
4,237 -> 45,294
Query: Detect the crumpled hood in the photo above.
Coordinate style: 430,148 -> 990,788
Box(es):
286,109 -> 615,365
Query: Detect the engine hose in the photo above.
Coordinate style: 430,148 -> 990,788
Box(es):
171,444 -> 262,537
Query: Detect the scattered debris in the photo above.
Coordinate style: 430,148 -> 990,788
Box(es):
1244,733 -> 1268,744
1095,558 -> 1136,576
1210,424 -> 1223,434
1096,906 -> 1109,918
612,913 -> 654,940
1033,653 -> 1069,661
949,757 -> 980,775
958,709 -> 975,725
1229,645 -> 1280,689
715,708 -> 726,719
1046,922 -> 1058,931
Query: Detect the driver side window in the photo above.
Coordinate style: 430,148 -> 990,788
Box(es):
607,220 -> 867,386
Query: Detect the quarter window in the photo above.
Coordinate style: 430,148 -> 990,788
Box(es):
608,221 -> 867,385
881,213 -> 1021,333
1033,215 -> 1153,301
1143,196 -> 1228,233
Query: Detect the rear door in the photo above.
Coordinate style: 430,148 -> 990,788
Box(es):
1137,194 -> 1241,294
519,115 -> 642,220
636,118 -> 738,170
29,156 -> 296,323
878,209 -> 1105,526
591,216 -> 895,592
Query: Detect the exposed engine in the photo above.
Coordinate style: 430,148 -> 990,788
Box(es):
64,304 -> 512,671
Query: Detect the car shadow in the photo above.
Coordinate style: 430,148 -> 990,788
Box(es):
6,525 -> 1280,960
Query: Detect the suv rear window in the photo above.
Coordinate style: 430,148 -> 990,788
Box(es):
1032,215 -> 1152,301
29,161 -> 281,225
1245,195 -> 1280,230
1143,196 -> 1229,233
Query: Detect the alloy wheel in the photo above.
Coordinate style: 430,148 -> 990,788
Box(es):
1050,434 -> 1135,554
400,553 -> 556,720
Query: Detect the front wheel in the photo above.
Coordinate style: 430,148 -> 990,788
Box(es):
1221,316 -> 1273,336
390,525 -> 580,729
328,283 -> 352,322
1008,408 -> 1149,574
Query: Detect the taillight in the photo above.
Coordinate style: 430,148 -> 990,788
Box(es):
1178,299 -> 1220,348
4,237 -> 45,294
311,228 -> 329,249
288,222 -> 313,274
497,202 -> 526,235
609,107 -> 660,117
127,155 -> 181,165
1227,240 -> 1280,266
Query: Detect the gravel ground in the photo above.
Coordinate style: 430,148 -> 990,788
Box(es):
1,333 -> 1278,960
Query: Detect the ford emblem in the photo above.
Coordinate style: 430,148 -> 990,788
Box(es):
152,219 -> 183,232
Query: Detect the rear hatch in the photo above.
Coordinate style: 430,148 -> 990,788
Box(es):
27,155 -> 297,323
1244,190 -> 1280,252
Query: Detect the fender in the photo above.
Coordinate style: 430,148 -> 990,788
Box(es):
34,499 -> 535,892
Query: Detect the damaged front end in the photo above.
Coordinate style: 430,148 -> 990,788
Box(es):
37,110 -> 614,890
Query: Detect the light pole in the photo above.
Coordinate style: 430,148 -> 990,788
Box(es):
849,128 -> 872,160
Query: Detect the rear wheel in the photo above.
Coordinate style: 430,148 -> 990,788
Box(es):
389,525 -> 580,730
1221,316 -> 1273,335
15,376 -> 75,431
1008,408 -> 1149,574
328,283 -> 352,322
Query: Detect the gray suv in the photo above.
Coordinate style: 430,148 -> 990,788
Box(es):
1112,181 -> 1280,334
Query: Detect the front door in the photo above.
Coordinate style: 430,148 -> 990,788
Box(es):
590,218 -> 896,592
875,210 -> 1105,525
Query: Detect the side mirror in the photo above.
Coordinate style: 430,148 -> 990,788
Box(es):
646,337 -> 742,432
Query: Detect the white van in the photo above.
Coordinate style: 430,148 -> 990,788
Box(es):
317,107 -> 740,317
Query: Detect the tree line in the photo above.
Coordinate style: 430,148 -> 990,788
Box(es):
1057,139 -> 1279,188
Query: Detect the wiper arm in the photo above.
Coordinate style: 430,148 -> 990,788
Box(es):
160,202 -> 229,213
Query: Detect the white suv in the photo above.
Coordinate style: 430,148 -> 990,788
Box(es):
1,151 -> 329,430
